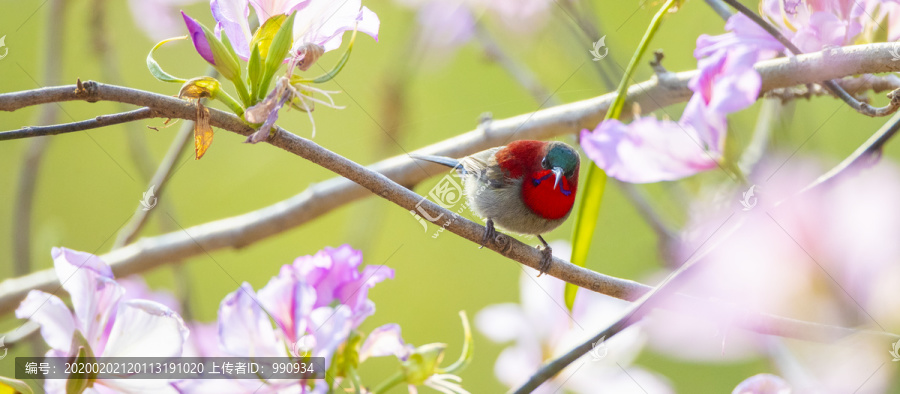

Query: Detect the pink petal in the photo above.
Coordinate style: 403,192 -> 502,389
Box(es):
52,247 -> 123,353
101,300 -> 188,358
580,115 -> 720,184
212,0 -> 253,59
359,323 -> 412,361
15,290 -> 76,352
257,266 -> 317,343
291,0 -> 379,53
217,283 -> 283,357
732,373 -> 791,394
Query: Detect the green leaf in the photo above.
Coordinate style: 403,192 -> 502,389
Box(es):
259,12 -> 296,100
0,375 -> 34,394
565,0 -> 678,310
565,167 -> 607,309
147,36 -> 188,83
248,44 -> 263,102
202,26 -> 241,82
250,14 -> 287,62
220,31 -> 241,69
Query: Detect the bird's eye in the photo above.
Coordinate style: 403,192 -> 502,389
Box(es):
541,157 -> 549,169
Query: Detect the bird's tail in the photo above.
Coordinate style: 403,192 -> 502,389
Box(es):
410,154 -> 462,170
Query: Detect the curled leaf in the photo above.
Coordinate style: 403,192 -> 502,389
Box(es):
147,36 -> 189,84
439,311 -> 473,375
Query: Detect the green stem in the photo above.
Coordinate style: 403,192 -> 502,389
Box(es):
231,77 -> 252,108
371,372 -> 404,394
437,311 -> 473,374
215,90 -> 245,117
258,69 -> 278,102
606,0 -> 677,120
566,0 -> 678,310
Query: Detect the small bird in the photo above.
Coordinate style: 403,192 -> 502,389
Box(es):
413,140 -> 580,275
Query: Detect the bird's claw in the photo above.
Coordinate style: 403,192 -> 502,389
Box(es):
480,219 -> 496,249
537,245 -> 552,277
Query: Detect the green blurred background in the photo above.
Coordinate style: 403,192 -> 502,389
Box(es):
1,0 -> 898,392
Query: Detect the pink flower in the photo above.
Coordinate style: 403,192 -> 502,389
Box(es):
210,0 -> 379,60
647,156 -> 900,391
360,321 -> 473,394
760,0 -> 865,52
15,248 -> 188,393
581,13 -> 769,184
201,245 -> 392,392
694,13 -> 784,60
475,242 -> 672,393
580,96 -> 725,183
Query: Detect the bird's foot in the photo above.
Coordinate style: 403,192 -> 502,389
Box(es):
480,219 -> 496,249
536,235 -> 552,277
537,246 -> 553,277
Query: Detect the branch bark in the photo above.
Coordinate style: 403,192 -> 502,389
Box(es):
2,44 -> 900,342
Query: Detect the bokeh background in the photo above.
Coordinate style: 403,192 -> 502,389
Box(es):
1,0 -> 899,392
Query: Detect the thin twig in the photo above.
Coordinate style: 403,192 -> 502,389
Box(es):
1,108 -> 158,141
738,98 -> 786,175
614,180 -> 677,242
555,0 -> 617,91
720,0 -> 900,117
703,0 -> 734,20
113,117 -> 193,247
800,109 -> 900,194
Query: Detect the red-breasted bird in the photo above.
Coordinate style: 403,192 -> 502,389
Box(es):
412,140 -> 580,275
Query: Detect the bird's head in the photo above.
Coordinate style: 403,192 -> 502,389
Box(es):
540,142 -> 581,190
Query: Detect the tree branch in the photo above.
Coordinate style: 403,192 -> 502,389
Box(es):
801,109 -> 900,194
720,0 -> 900,117
0,75 -> 896,351
0,107 -> 158,141
1,44 -> 900,312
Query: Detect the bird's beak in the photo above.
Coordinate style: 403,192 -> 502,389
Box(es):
552,167 -> 564,190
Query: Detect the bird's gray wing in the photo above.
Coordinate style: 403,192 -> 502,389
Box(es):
459,147 -> 513,189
